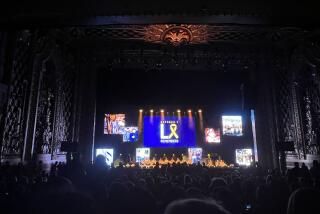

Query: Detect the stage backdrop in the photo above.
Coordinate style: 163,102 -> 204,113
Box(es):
143,116 -> 196,148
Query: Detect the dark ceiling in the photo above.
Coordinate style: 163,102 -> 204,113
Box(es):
0,0 -> 319,27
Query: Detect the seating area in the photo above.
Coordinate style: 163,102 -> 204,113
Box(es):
0,158 -> 320,214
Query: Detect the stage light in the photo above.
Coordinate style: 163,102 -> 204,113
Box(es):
177,109 -> 181,113
188,109 -> 192,113
138,109 -> 143,138
150,109 -> 154,113
198,109 -> 204,132
160,109 -> 165,120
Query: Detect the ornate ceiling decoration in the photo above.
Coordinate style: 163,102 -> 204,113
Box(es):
62,25 -> 306,46
144,25 -> 208,45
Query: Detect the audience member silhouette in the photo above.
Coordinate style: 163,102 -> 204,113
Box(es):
310,160 -> 320,180
164,198 -> 231,214
287,188 -> 320,214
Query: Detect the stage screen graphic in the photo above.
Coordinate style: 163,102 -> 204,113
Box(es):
96,148 -> 114,166
123,127 -> 139,142
104,114 -> 125,134
222,116 -> 243,136
188,148 -> 202,163
136,148 -> 150,163
205,128 -> 221,143
143,116 -> 196,148
235,149 -> 253,166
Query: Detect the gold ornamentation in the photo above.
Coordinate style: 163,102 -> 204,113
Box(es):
145,24 -> 208,45
162,26 -> 191,45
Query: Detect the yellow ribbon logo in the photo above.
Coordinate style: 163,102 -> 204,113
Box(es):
168,124 -> 179,139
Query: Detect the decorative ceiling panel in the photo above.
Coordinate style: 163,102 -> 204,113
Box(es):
63,25 -> 305,45
144,25 -> 208,45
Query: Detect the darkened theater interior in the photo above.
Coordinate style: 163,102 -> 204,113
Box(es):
1,1 -> 320,214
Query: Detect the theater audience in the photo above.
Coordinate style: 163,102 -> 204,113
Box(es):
0,158 -> 320,214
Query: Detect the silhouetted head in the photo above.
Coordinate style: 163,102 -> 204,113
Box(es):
38,192 -> 96,214
72,152 -> 81,162
47,176 -> 74,195
287,188 -> 320,214
95,155 -> 107,168
212,186 -> 240,214
185,187 -> 205,199
163,185 -> 186,206
164,198 -> 231,214
209,177 -> 227,190
109,182 -> 129,201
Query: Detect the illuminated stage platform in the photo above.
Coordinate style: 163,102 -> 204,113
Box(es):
112,156 -> 231,169
96,108 -> 256,168
138,158 -> 230,169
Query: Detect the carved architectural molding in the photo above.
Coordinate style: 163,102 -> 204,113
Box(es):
144,25 -> 208,45
291,84 -> 304,158
273,59 -> 296,141
281,37 -> 320,160
32,47 -> 77,157
52,56 -> 76,154
1,30 -> 79,162
34,59 -> 56,155
62,25 -> 307,45
1,31 -> 33,158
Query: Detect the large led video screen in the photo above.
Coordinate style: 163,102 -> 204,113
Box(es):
96,148 -> 114,166
123,127 -> 139,142
143,116 -> 196,148
205,128 -> 221,143
104,114 -> 125,134
222,116 -> 243,136
136,148 -> 150,163
188,148 -> 202,164
235,149 -> 253,166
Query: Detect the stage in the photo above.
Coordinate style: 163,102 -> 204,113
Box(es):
93,109 -> 256,168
